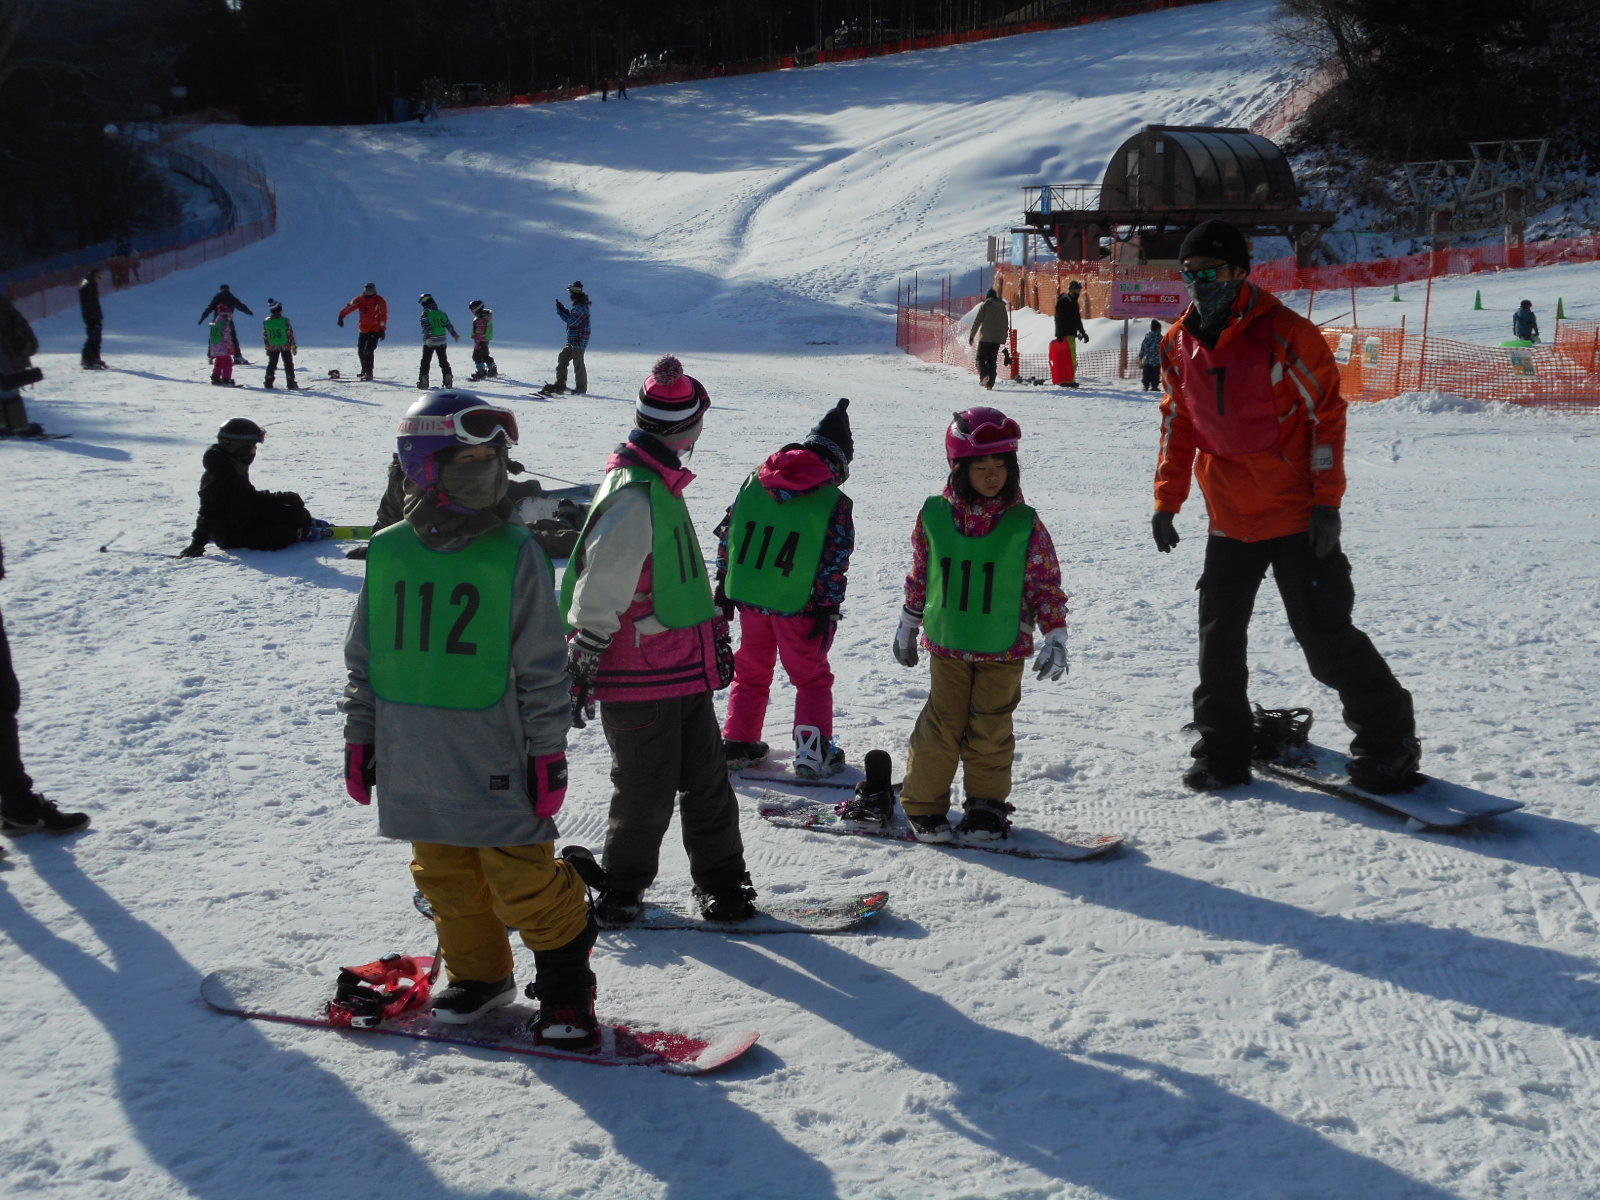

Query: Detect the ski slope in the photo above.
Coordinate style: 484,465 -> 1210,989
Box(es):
5,1 -> 1600,1196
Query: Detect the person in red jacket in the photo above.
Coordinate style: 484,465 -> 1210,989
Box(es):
337,282 -> 388,381
1151,219 -> 1419,795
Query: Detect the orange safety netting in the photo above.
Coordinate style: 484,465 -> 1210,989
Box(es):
903,273 -> 1600,410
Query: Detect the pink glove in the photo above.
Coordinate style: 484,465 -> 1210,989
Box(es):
345,743 -> 375,805
529,752 -> 568,818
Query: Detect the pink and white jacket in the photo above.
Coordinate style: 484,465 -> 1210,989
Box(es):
567,433 -> 721,702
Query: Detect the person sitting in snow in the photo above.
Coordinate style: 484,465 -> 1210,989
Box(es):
714,398 -> 855,780
179,419 -> 324,557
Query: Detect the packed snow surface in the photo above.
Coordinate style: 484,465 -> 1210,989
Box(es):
5,2 -> 1600,1196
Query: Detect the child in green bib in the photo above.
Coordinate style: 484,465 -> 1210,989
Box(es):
340,388 -> 604,1051
869,407 -> 1070,843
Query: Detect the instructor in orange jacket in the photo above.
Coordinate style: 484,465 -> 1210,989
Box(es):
337,282 -> 388,381
1150,219 -> 1420,795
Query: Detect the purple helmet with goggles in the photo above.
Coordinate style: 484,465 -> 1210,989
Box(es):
946,406 -> 1021,464
396,389 -> 519,491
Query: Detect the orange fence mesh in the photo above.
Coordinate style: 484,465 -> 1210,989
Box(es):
899,284 -> 1600,410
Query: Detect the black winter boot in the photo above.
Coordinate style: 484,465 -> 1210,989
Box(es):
526,917 -> 600,1051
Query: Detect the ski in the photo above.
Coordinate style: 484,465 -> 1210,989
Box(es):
200,961 -> 758,1075
1258,743 -> 1522,830
755,791 -> 1123,862
600,890 -> 889,934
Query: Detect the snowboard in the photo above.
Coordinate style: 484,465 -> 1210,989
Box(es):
755,792 -> 1123,862
0,432 -> 71,441
600,890 -> 890,934
1258,743 -> 1522,830
413,884 -> 885,935
531,382 -> 565,397
733,747 -> 884,791
200,960 -> 758,1075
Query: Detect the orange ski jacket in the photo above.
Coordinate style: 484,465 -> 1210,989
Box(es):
338,293 -> 388,334
1153,283 -> 1346,542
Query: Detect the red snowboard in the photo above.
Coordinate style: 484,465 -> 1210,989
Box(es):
201,958 -> 758,1075
1049,338 -> 1077,385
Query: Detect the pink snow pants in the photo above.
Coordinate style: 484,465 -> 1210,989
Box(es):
722,608 -> 834,743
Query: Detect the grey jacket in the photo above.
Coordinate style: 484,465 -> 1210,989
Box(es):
340,533 -> 570,847
969,296 -> 1010,345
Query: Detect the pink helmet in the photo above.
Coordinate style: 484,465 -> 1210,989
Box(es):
946,407 -> 1021,464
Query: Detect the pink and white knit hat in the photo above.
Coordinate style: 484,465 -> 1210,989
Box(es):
635,354 -> 710,437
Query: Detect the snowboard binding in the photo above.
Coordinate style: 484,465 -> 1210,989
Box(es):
1252,705 -> 1314,765
326,953 -> 434,1028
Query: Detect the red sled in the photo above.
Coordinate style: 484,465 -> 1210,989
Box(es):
1049,338 -> 1077,386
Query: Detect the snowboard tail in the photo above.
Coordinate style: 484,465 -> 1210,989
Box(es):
201,961 -> 757,1075
1258,743 -> 1521,829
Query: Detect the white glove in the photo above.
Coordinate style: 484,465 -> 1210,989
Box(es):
1032,627 -> 1069,681
892,606 -> 923,668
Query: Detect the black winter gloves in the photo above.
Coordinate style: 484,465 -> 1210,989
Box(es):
1151,511 -> 1179,553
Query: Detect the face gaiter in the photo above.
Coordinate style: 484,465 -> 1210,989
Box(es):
1188,277 -> 1245,343
437,456 -> 508,511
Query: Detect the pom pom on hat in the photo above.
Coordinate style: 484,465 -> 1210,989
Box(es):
636,354 -> 710,440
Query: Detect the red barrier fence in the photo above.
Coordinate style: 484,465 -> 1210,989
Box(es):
899,279 -> 1600,410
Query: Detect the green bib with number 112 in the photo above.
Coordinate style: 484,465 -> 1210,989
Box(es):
367,522 -> 528,709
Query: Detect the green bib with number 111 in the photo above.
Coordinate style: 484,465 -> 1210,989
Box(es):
367,522 -> 528,709
921,497 -> 1033,654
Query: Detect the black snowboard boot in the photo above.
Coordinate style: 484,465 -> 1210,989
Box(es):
957,796 -> 1014,841
526,918 -> 601,1051
430,975 -> 515,1024
1348,738 -> 1423,794
836,748 -> 894,828
693,873 -> 757,922
0,793 -> 90,835
721,739 -> 769,770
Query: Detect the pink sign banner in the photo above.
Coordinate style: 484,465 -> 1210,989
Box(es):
1109,280 -> 1187,320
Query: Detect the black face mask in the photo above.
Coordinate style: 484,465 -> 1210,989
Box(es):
1188,277 -> 1244,340
222,441 -> 257,465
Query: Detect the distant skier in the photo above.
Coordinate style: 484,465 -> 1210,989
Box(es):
207,304 -> 240,387
416,293 -> 459,389
552,281 -> 589,394
261,299 -> 300,390
467,299 -> 497,380
967,289 -> 1009,390
179,418 -> 323,557
1512,299 -> 1540,343
878,407 -> 1070,842
79,268 -> 107,369
337,282 -> 388,381
339,389 -> 604,1047
715,398 -> 855,780
198,284 -> 253,365
1051,280 -> 1088,388
1137,319 -> 1163,391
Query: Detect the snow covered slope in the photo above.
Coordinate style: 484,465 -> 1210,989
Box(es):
5,1 -> 1600,1196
